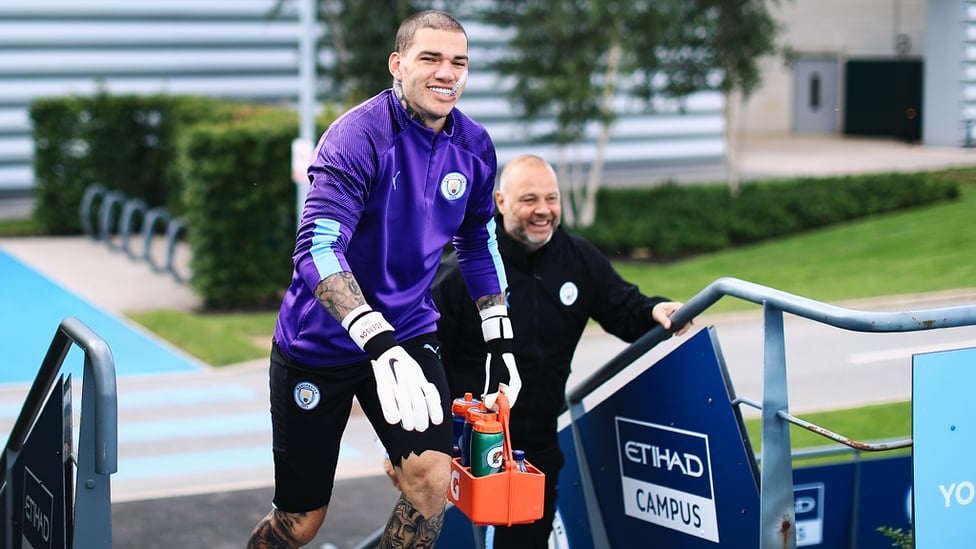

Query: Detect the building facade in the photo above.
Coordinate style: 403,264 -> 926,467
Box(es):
2,0 -> 973,196
0,0 -> 724,195
744,0 -> 974,148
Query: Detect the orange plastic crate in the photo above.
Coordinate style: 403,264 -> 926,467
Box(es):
445,394 -> 545,526
447,457 -> 545,526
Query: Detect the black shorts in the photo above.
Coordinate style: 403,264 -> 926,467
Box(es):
269,334 -> 453,513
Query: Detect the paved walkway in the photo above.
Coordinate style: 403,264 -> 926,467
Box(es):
739,134 -> 976,179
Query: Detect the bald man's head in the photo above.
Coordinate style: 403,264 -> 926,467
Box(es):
495,155 -> 561,251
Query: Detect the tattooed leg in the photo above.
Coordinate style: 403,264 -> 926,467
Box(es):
246,507 -> 326,549
378,493 -> 445,549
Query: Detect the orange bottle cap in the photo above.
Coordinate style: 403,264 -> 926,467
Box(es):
452,392 -> 481,414
466,407 -> 496,422
472,418 -> 503,433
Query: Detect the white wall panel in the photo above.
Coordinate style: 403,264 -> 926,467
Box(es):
0,1 -> 724,194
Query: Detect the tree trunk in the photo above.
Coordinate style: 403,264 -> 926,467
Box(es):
724,87 -> 744,196
578,42 -> 622,227
556,146 -> 577,227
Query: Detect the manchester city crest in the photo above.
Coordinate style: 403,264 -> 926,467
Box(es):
294,381 -> 321,410
439,171 -> 467,201
559,281 -> 579,306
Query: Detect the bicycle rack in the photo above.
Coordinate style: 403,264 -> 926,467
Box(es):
78,183 -> 190,285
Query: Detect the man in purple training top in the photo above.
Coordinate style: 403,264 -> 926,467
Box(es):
247,10 -> 521,549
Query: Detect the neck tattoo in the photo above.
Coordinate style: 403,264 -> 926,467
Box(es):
393,81 -> 426,125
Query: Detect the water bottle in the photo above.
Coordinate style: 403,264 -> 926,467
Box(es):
513,449 -> 528,473
451,393 -> 480,458
470,418 -> 505,477
460,406 -> 496,467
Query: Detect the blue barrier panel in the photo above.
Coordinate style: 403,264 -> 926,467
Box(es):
438,506 -> 483,548
852,456 -> 912,546
912,346 -> 976,547
551,429 -> 595,549
4,376 -> 70,548
572,328 -> 760,547
793,455 -> 911,548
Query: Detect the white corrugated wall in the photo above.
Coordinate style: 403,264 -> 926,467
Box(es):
0,1 -> 726,194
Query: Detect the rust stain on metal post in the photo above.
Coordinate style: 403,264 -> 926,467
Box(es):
780,517 -> 792,548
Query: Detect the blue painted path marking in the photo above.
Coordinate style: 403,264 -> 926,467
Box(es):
120,412 -> 270,443
0,249 -> 203,385
112,444 -> 361,481
0,384 -> 257,419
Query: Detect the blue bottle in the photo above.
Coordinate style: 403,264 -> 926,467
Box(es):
513,449 -> 528,472
451,393 -> 480,458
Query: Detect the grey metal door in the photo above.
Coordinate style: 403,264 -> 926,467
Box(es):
793,57 -> 839,133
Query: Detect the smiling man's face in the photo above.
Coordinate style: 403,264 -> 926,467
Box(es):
496,156 -> 562,251
389,27 -> 468,133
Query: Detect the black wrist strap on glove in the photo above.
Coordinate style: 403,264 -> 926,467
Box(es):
481,305 -> 514,386
479,304 -> 520,409
342,306 -> 398,360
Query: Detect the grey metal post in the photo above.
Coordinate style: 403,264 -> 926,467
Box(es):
759,305 -> 795,549
296,0 -> 317,225
72,351 -> 117,548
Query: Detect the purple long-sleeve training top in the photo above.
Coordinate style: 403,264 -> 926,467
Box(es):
273,89 -> 506,367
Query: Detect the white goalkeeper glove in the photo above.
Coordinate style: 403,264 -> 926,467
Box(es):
343,306 -> 443,432
480,305 -> 521,410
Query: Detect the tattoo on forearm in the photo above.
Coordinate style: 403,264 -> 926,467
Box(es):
379,494 -> 445,549
475,293 -> 506,310
246,510 -> 305,549
393,80 -> 425,125
315,272 -> 366,321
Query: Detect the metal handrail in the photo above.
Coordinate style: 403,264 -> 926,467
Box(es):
565,276 -> 976,549
734,396 -> 912,452
0,317 -> 118,548
0,317 -> 118,485
568,277 -> 976,404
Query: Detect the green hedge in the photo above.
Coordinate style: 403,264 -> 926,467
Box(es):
179,109 -> 296,309
574,173 -> 960,260
29,90 -> 342,309
29,93 -> 245,234
179,107 -> 337,309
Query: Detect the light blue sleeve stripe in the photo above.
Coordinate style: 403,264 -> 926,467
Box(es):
311,218 -> 343,279
486,217 -> 508,291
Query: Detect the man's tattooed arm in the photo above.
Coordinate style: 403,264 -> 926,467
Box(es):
314,271 -> 367,322
475,292 -> 506,312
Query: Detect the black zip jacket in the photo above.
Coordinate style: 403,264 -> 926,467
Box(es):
433,217 -> 668,452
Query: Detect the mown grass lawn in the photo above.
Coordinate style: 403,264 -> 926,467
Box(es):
615,179 -> 976,315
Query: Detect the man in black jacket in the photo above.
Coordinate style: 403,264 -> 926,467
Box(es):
432,154 -> 693,548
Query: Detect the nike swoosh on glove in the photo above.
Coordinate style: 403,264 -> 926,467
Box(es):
344,306 -> 443,431
480,305 -> 521,410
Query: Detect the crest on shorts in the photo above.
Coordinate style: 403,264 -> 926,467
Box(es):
294,381 -> 321,410
440,171 -> 467,201
559,281 -> 579,306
